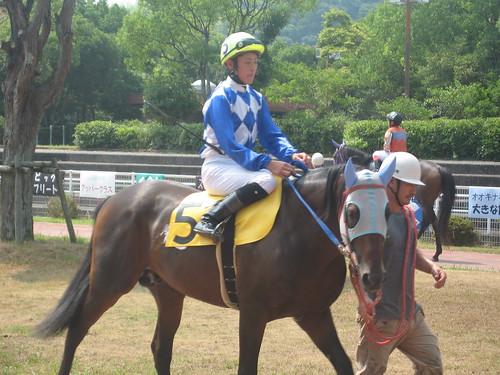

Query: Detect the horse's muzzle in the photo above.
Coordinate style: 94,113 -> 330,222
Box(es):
362,271 -> 386,293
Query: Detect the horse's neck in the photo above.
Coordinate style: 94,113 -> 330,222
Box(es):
287,168 -> 343,227
347,148 -> 372,169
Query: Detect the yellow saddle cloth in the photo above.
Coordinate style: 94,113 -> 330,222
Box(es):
165,179 -> 282,247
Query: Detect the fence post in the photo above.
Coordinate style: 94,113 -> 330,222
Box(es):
52,159 -> 77,243
14,160 -> 23,243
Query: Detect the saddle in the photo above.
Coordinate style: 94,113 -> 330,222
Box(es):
164,179 -> 282,309
165,180 -> 282,248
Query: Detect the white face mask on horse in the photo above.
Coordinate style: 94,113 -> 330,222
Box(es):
339,158 -> 396,245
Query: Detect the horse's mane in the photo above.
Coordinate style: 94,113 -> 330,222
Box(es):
292,164 -> 345,222
344,146 -> 372,168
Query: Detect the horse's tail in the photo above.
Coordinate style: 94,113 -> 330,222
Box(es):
35,200 -> 108,338
437,166 -> 456,244
35,244 -> 92,337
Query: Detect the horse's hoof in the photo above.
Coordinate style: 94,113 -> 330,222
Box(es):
431,256 -> 439,262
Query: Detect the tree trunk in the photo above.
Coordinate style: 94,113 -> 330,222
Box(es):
0,108 -> 39,241
1,0 -> 75,241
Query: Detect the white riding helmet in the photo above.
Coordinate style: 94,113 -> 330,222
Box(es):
381,152 -> 425,186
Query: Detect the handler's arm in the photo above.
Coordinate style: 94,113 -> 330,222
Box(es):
416,247 -> 447,289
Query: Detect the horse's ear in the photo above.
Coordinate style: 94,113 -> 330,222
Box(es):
332,139 -> 340,148
344,158 -> 358,189
377,157 -> 396,186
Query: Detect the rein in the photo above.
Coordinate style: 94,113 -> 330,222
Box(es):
286,176 -> 372,291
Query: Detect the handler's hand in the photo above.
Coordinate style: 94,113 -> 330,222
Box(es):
431,265 -> 447,289
267,160 -> 297,178
292,152 -> 312,169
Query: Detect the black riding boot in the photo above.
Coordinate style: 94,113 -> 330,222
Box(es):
193,182 -> 268,243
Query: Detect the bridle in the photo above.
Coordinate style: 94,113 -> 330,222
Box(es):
332,142 -> 347,164
289,159 -> 413,346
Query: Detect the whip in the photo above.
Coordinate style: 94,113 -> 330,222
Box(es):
144,100 -> 224,155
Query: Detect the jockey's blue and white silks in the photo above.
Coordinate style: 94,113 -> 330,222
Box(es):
200,76 -> 298,171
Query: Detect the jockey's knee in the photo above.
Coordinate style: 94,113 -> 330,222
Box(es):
252,173 -> 277,194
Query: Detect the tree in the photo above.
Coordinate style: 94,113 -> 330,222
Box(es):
318,9 -> 366,62
1,0 -> 75,241
43,12 -> 142,130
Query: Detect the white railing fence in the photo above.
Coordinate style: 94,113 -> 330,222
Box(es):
33,171 -> 499,246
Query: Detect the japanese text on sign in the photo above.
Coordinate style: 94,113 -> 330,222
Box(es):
33,172 -> 61,196
468,186 -> 500,219
79,171 -> 116,198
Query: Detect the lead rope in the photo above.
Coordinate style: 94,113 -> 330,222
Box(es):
354,205 -> 417,345
288,171 -> 416,346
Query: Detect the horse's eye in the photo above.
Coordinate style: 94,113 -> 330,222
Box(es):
346,203 -> 360,229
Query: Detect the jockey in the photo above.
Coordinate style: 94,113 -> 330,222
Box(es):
193,32 -> 311,242
372,112 -> 407,170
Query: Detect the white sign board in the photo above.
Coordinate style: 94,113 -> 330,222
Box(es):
80,171 -> 116,198
468,186 -> 500,219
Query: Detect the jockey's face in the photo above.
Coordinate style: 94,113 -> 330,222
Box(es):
226,52 -> 259,85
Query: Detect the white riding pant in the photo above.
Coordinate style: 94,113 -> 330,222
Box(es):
372,150 -> 391,162
201,154 -> 277,196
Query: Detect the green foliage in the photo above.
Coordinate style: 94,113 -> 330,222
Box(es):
318,8 -> 366,56
143,66 -> 201,121
147,122 -> 204,153
269,41 -> 317,66
47,196 -> 80,219
343,118 -> 500,161
72,115 -> 499,161
448,216 -> 479,247
426,81 -> 500,119
73,121 -> 121,149
342,120 -> 385,151
375,98 -> 431,121
275,111 -> 346,155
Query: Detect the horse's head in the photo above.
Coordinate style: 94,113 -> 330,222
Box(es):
332,139 -> 347,165
339,158 -> 395,293
332,139 -> 375,170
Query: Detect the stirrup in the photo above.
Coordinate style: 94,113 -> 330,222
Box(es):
194,217 -> 230,243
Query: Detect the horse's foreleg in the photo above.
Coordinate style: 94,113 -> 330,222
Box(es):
237,308 -> 268,375
294,309 -> 354,375
148,281 -> 185,375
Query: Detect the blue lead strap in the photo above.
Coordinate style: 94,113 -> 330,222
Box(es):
288,161 -> 349,257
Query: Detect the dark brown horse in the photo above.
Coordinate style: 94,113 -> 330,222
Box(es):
36,161 -> 395,375
332,140 -> 456,261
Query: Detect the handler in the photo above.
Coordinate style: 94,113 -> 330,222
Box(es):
356,152 -> 447,375
194,32 -> 310,242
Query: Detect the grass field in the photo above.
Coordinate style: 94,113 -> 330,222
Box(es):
1,240 -> 499,374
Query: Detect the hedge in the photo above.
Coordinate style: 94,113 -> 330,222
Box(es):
71,117 -> 499,161
342,117 -> 499,161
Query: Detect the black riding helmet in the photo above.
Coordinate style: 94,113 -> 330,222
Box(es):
387,111 -> 402,126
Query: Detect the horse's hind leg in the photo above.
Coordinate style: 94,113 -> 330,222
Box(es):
147,281 -> 185,375
58,283 -> 137,375
294,309 -> 354,375
431,223 -> 442,261
58,242 -> 147,374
